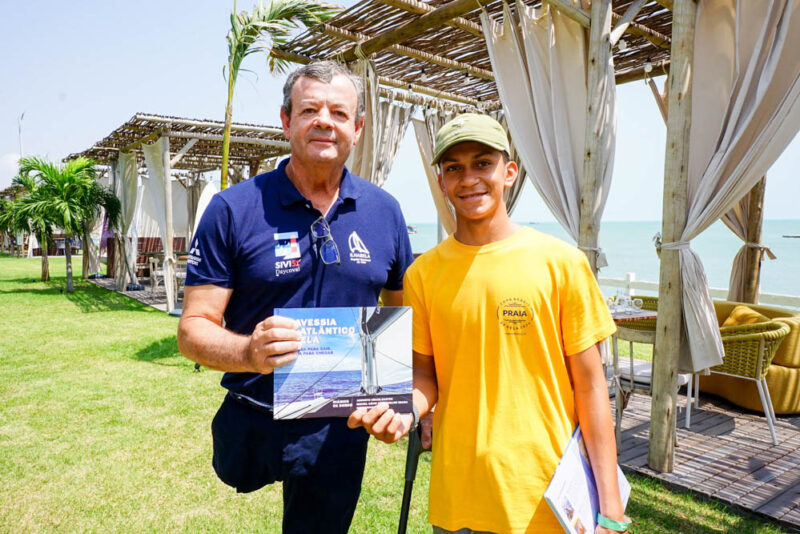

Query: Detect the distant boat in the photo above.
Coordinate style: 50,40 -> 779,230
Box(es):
783,235 -> 800,238
407,225 -> 418,234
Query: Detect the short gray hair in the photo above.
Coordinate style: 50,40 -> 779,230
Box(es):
281,60 -> 364,123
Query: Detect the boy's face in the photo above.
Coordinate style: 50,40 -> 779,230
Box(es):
437,141 -> 518,223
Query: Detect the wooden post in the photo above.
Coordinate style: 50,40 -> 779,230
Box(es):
162,137 -> 175,313
743,176 -> 767,303
649,0 -> 696,473
249,158 -> 263,178
579,0 -> 612,275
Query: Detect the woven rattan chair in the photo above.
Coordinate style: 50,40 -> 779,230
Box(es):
612,295 -> 697,448
708,321 -> 790,445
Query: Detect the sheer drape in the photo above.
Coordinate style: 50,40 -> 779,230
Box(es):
142,137 -> 175,311
112,151 -> 140,289
481,0 -> 615,263
722,183 -> 776,302
666,0 -> 800,372
347,60 -> 416,187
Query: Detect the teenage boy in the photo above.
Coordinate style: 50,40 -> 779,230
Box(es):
349,114 -> 629,533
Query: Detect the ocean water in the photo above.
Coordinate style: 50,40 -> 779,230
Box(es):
406,220 -> 800,298
274,369 -> 363,404
274,370 -> 413,404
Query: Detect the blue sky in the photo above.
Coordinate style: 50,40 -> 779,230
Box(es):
2,1 -> 798,223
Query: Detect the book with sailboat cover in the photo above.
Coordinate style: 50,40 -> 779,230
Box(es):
272,306 -> 413,420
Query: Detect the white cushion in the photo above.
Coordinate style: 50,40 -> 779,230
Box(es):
616,358 -> 691,387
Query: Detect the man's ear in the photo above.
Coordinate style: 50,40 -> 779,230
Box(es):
352,115 -> 365,146
280,108 -> 291,139
437,172 -> 447,194
503,160 -> 519,190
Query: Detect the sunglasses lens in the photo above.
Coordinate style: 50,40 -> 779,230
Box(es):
319,239 -> 340,265
311,218 -> 329,239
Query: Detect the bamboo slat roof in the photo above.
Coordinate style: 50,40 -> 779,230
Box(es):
274,0 -> 673,107
68,113 -> 290,173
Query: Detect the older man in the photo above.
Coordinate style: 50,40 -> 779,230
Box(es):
177,61 -> 414,533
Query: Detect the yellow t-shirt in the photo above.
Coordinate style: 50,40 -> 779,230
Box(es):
404,227 -> 616,534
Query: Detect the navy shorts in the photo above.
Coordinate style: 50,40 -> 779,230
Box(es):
211,392 -> 370,533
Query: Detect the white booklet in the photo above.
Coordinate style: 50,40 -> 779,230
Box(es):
543,425 -> 631,534
272,306 -> 412,420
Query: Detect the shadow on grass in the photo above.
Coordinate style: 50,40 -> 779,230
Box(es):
0,278 -> 155,314
134,336 -> 182,363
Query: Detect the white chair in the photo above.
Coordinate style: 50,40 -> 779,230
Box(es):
149,256 -> 165,292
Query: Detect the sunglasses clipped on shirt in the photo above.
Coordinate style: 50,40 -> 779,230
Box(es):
310,216 -> 341,265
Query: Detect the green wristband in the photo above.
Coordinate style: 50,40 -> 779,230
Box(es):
596,513 -> 630,532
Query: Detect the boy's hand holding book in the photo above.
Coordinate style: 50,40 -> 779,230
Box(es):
348,403 -> 414,444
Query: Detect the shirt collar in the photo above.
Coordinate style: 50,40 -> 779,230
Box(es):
276,158 -> 363,207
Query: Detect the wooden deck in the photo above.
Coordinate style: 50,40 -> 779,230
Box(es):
89,276 -> 182,313
617,392 -> 800,531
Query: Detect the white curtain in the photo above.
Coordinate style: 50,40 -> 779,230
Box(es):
481,0 -> 616,265
191,181 -> 220,243
185,176 -> 205,244
347,60 -> 416,187
113,151 -> 140,289
87,208 -> 105,274
412,111 -> 457,235
142,136 -> 175,312
26,233 -> 38,257
664,0 -> 800,373
722,179 -> 776,302
137,179 -> 190,239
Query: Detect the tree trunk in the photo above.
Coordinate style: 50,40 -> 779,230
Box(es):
65,235 -> 74,293
742,177 -> 766,303
40,234 -> 50,282
220,62 -> 236,191
82,228 -> 90,279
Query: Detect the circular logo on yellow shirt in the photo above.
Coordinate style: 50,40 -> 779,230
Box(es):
497,297 -> 533,334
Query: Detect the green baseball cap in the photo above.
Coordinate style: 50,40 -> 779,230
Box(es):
431,113 -> 510,165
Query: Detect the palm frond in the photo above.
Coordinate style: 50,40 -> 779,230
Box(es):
226,0 -> 339,79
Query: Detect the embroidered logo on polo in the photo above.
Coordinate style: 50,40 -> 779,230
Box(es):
274,232 -> 301,276
187,241 -> 201,266
348,231 -> 371,264
497,297 -> 533,335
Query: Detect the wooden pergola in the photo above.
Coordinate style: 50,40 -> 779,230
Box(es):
67,113 -> 291,313
271,0 -> 780,474
68,112 -> 290,177
272,0 -> 672,106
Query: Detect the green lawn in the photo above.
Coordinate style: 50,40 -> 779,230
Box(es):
0,254 -> 788,533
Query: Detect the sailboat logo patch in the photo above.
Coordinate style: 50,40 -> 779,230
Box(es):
348,231 -> 371,264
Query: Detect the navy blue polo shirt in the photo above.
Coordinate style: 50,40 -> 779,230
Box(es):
186,159 -> 414,406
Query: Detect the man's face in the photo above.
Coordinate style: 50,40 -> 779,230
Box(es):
280,74 -> 363,167
437,142 -> 518,223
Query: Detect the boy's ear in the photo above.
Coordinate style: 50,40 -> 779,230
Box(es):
437,172 -> 447,194
503,160 -> 519,189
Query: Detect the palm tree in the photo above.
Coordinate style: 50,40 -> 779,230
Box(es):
10,174 -> 55,281
220,0 -> 338,190
17,156 -> 107,293
0,197 -> 26,257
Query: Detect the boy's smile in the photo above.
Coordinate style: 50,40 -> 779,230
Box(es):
438,141 -> 518,223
